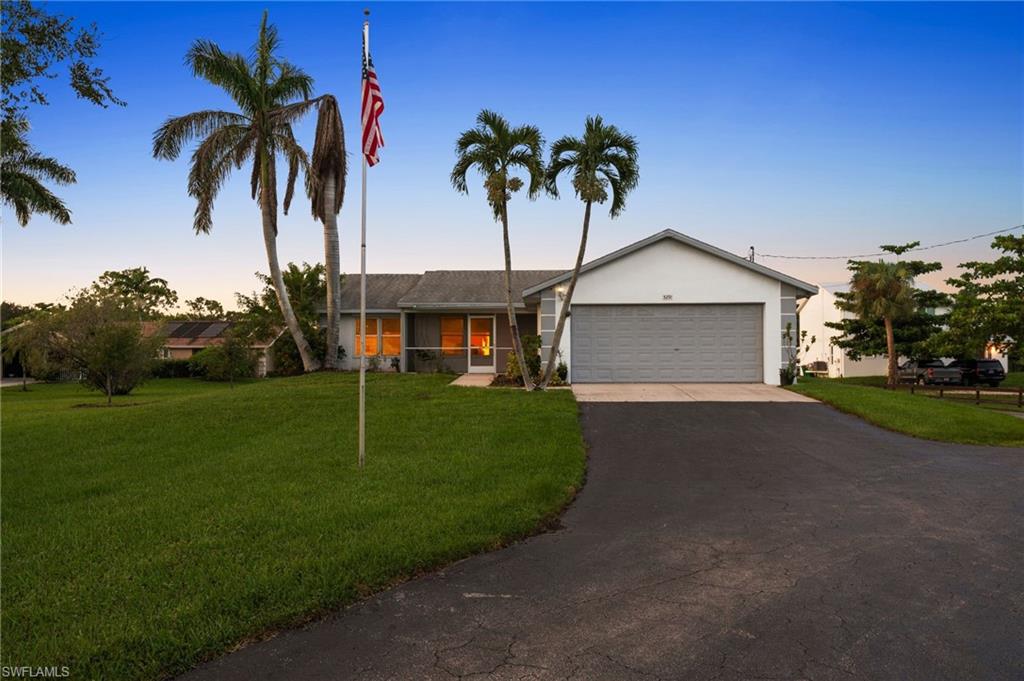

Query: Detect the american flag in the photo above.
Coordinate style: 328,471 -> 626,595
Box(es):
361,29 -> 384,167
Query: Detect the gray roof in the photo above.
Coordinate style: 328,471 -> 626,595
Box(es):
398,270 -> 565,309
337,274 -> 422,311
523,229 -> 817,298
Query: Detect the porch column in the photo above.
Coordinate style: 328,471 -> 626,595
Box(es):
399,310 -> 408,373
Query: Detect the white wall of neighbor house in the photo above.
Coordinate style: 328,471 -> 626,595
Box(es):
544,238 -> 787,385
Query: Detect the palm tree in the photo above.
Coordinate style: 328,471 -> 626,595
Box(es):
848,260 -> 917,386
538,116 -> 639,388
1,117 -> 76,226
308,96 -> 346,369
152,11 -> 321,371
451,110 -> 544,388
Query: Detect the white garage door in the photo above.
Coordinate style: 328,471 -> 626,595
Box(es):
570,304 -> 763,383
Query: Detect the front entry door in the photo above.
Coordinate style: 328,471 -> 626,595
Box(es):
468,316 -> 496,373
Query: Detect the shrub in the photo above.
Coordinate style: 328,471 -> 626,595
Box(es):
506,334 -> 542,382
189,335 -> 255,384
152,358 -> 192,378
556,360 -> 568,382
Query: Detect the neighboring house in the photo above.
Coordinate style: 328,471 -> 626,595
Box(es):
799,284 -> 1010,376
151,320 -> 284,377
328,230 -> 817,385
798,284 -> 889,378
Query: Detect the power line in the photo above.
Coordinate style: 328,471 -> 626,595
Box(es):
755,223 -> 1023,261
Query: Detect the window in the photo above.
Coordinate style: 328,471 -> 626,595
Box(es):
381,318 -> 401,355
354,318 -> 379,357
441,316 -> 464,356
355,317 -> 401,356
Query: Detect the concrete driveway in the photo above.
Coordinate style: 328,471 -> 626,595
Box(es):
181,402 -> 1024,681
572,382 -> 817,402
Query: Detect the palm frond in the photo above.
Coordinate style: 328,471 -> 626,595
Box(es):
1,171 -> 73,226
152,110 -> 250,160
185,40 -> 258,114
308,95 -> 346,220
186,125 -> 251,233
267,64 -> 315,107
273,126 -> 309,216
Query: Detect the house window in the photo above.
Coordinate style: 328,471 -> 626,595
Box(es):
381,318 -> 401,355
440,316 -> 464,356
355,317 -> 401,356
354,318 -> 379,357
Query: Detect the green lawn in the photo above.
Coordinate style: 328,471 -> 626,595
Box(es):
789,377 -> 1024,447
1,374 -> 585,680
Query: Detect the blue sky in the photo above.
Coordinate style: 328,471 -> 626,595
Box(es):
2,1 -> 1022,307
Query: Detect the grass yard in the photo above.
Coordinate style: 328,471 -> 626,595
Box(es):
789,377 -> 1024,447
0,374 -> 585,680
828,372 -> 1024,414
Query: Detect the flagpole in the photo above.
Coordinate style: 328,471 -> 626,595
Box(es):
358,11 -> 369,469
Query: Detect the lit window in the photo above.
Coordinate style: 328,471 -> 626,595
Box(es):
441,317 -> 464,356
354,318 -> 379,357
381,318 -> 401,355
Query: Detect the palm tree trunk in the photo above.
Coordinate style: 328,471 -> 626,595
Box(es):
501,201 -> 533,389
538,200 -> 592,389
884,316 -> 897,387
260,149 -> 320,372
321,175 -> 341,370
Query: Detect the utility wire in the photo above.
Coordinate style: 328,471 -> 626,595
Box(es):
755,223 -> 1023,260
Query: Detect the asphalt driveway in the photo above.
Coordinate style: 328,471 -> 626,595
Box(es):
182,402 -> 1024,681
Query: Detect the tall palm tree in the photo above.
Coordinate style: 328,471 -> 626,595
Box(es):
538,116 -> 638,388
849,260 -> 917,386
152,11 -> 320,371
1,117 -> 76,226
308,95 -> 346,369
451,110 -> 544,388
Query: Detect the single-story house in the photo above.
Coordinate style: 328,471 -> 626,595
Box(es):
151,320 -> 284,377
329,230 -> 817,385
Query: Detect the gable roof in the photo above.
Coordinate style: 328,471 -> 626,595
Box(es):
154,320 -> 283,349
337,274 -> 423,311
398,270 -> 564,309
522,229 -> 817,298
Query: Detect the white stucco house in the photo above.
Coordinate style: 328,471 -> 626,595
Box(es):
797,284 -> 889,378
327,230 -> 818,385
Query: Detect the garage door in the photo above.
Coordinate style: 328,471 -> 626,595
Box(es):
570,304 -> 763,383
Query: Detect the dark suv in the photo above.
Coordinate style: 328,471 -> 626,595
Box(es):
948,359 -> 1006,387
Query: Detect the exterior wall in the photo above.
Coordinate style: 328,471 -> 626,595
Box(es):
548,238 -> 788,385
337,313 -> 401,371
799,286 -> 889,378
165,347 -> 196,360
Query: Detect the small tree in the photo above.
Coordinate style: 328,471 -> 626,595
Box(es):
828,243 -> 944,384
47,292 -> 163,405
932,234 -> 1024,358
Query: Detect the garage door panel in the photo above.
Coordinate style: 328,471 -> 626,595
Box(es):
571,304 -> 763,383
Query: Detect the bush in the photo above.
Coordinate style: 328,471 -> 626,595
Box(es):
556,360 -> 568,383
268,327 -> 345,376
506,334 -> 542,382
152,358 -> 192,378
189,336 -> 255,384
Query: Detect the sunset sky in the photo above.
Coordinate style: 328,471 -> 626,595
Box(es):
2,1 -> 1021,308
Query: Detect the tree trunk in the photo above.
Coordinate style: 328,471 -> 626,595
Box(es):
106,374 -> 112,406
260,149 -> 320,372
500,201 -> 533,390
21,362 -> 28,391
538,200 -> 592,389
322,174 -> 341,370
884,316 -> 897,387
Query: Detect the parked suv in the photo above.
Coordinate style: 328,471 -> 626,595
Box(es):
898,359 -> 962,385
948,359 -> 1006,387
